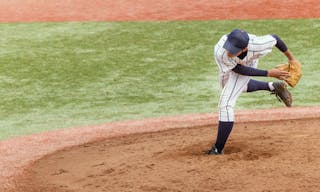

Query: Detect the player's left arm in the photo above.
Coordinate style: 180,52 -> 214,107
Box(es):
271,34 -> 302,87
271,34 -> 296,61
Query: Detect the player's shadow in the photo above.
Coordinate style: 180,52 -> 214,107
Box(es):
224,145 -> 243,154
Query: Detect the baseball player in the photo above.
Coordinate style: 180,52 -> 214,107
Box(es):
207,29 -> 295,155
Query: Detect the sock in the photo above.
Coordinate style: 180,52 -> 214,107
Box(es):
247,79 -> 270,92
214,121 -> 234,153
268,82 -> 275,91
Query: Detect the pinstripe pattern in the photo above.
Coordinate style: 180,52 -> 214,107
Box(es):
225,74 -> 239,121
214,33 -> 276,122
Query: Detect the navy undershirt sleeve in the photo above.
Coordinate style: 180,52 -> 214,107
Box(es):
232,64 -> 268,76
271,34 -> 288,52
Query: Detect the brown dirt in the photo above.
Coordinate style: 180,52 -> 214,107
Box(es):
3,107 -> 320,192
16,118 -> 320,192
1,0 -> 320,192
0,0 -> 319,22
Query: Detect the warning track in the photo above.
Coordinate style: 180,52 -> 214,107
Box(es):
0,0 -> 319,22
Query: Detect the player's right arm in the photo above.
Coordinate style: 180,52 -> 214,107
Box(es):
231,34 -> 290,79
232,64 -> 290,80
267,68 -> 291,80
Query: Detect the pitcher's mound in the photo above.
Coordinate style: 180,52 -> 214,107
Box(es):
18,118 -> 320,192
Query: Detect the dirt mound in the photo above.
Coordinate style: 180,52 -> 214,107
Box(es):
16,118 -> 320,192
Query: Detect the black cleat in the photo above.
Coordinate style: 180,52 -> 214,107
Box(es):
272,81 -> 292,107
207,145 -> 223,155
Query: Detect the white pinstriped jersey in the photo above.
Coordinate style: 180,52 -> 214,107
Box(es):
214,34 -> 277,73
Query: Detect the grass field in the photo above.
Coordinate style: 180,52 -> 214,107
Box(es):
0,19 -> 319,140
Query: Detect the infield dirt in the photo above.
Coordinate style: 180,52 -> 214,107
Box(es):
17,118 -> 320,192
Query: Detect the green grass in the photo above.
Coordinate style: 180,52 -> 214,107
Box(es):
0,19 -> 319,140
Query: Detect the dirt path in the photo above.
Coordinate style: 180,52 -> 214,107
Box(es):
0,0 -> 319,22
16,118 -> 320,192
1,0 -> 319,191
2,107 -> 320,191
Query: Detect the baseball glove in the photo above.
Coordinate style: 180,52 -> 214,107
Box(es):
276,60 -> 302,87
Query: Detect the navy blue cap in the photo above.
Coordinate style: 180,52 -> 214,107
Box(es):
223,29 -> 249,54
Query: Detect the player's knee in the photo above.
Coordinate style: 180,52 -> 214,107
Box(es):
218,105 -> 234,122
218,104 -> 233,113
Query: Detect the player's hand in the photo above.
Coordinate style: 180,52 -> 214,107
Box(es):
288,57 -> 298,63
267,68 -> 290,80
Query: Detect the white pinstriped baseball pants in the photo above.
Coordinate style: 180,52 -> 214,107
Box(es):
215,47 -> 260,122
218,71 -> 251,122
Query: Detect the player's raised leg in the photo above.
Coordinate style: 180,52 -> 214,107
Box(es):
245,79 -> 292,107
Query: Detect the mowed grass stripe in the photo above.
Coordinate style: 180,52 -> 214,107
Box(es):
0,19 -> 319,140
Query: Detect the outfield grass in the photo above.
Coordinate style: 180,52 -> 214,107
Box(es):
0,19 -> 319,140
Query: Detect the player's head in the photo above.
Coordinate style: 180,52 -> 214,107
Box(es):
223,29 -> 249,57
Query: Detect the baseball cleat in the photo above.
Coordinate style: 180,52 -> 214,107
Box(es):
207,145 -> 224,155
272,81 -> 292,107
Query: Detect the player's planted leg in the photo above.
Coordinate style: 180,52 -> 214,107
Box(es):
208,121 -> 234,155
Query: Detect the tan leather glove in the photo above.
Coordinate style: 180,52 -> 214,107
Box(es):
276,60 -> 302,87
